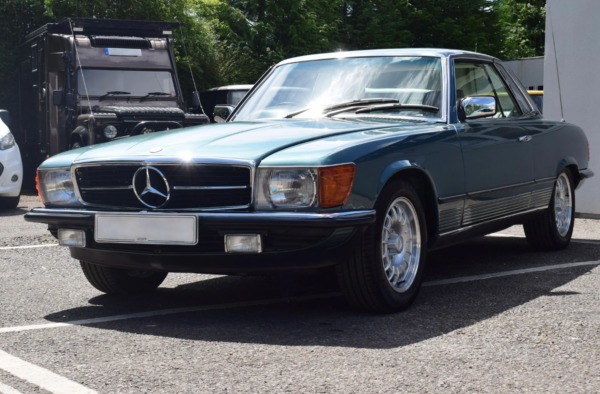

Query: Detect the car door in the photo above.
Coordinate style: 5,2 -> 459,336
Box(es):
454,60 -> 535,227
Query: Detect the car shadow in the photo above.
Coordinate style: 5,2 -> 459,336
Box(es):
44,236 -> 600,349
0,207 -> 30,217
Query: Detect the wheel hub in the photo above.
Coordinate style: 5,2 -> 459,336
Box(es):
381,197 -> 421,293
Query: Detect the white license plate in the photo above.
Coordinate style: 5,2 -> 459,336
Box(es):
95,213 -> 198,245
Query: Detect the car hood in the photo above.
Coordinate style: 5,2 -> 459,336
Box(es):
42,118 -> 437,168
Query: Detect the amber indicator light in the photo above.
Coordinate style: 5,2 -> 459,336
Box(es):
319,164 -> 355,208
35,170 -> 44,205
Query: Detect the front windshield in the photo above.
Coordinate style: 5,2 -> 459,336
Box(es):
77,69 -> 176,97
233,56 -> 443,121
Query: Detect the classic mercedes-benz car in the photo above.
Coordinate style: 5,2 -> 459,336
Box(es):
25,49 -> 592,313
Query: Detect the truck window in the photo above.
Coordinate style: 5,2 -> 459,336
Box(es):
76,69 -> 176,97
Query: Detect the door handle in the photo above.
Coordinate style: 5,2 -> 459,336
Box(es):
518,135 -> 532,142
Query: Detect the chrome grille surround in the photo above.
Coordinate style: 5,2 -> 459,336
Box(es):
71,157 -> 255,211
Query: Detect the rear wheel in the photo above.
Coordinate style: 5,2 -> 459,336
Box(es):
524,170 -> 575,250
336,179 -> 428,313
0,196 -> 19,210
80,261 -> 168,295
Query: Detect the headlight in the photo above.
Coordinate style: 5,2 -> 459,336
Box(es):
255,168 -> 318,209
37,169 -> 79,207
255,164 -> 355,210
103,125 -> 118,139
0,132 -> 15,150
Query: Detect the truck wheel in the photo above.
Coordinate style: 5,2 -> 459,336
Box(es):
0,196 -> 20,210
80,261 -> 168,295
336,179 -> 428,313
524,170 -> 575,251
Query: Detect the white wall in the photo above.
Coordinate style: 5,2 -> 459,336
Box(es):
504,57 -> 544,90
545,0 -> 600,215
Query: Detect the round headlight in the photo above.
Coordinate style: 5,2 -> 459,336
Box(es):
103,125 -> 118,139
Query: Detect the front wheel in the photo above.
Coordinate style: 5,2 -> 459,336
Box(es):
336,179 -> 428,313
524,170 -> 575,250
80,261 -> 168,295
0,196 -> 20,210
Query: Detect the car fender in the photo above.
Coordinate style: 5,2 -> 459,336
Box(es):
71,126 -> 89,146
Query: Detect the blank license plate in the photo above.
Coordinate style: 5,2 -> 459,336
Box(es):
95,213 -> 198,245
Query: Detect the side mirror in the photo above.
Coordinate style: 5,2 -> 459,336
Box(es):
458,95 -> 497,121
0,110 -> 11,126
191,91 -> 201,108
213,105 -> 235,123
52,90 -> 64,106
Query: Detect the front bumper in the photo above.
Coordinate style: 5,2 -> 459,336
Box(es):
25,208 -> 376,274
0,145 -> 23,197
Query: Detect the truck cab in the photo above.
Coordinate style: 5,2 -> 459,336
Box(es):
18,18 -> 208,184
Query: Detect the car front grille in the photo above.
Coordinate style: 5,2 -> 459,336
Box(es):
74,163 -> 252,210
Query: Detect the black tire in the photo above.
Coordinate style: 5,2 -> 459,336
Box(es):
524,170 -> 575,251
336,179 -> 428,313
80,261 -> 168,295
0,196 -> 20,210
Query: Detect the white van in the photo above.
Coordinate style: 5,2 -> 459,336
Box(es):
0,111 -> 23,209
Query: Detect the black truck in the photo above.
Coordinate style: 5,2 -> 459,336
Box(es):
18,18 -> 208,182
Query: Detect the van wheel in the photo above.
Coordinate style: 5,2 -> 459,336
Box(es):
336,179 -> 428,313
80,261 -> 168,295
0,196 -> 19,210
524,170 -> 575,250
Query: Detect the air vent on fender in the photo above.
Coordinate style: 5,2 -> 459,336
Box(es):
90,36 -> 150,49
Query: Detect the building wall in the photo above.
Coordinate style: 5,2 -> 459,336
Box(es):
545,0 -> 600,215
504,57 -> 544,91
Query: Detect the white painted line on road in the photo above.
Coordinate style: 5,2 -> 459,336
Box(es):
423,260 -> 600,287
0,244 -> 57,250
487,233 -> 600,244
0,381 -> 24,394
0,350 -> 97,394
0,292 -> 342,334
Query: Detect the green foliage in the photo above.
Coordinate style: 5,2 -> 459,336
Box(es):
497,0 -> 546,59
0,0 -> 546,116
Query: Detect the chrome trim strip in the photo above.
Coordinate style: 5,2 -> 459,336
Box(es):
468,180 -> 536,198
535,176 -> 557,184
258,162 -> 355,169
173,186 -> 248,190
438,194 -> 467,204
80,186 -> 133,191
27,208 -> 376,221
439,206 -> 547,237
71,158 -> 256,210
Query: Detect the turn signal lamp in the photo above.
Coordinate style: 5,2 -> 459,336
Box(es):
319,164 -> 355,208
35,170 -> 44,205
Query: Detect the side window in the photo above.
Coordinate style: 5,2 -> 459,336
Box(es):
495,63 -> 532,113
484,64 -> 522,117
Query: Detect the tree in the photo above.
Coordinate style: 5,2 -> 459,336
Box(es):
497,0 -> 546,59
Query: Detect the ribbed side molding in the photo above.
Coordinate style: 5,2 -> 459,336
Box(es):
463,192 -> 531,226
439,207 -> 463,232
530,187 -> 554,208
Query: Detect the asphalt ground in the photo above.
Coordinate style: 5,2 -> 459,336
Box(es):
0,195 -> 599,393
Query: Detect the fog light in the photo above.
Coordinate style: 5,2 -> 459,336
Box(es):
224,234 -> 262,253
58,229 -> 86,247
11,174 -> 18,182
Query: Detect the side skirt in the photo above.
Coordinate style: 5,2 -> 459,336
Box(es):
430,206 -> 547,251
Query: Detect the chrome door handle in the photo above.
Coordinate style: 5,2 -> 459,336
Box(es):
518,135 -> 532,142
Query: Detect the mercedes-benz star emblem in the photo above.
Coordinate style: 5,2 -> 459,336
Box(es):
132,166 -> 170,208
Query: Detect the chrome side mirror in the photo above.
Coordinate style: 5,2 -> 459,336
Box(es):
458,95 -> 497,121
214,105 -> 235,123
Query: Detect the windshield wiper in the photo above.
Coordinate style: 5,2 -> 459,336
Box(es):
99,91 -> 132,100
284,98 -> 399,118
354,103 -> 439,114
140,92 -> 173,101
